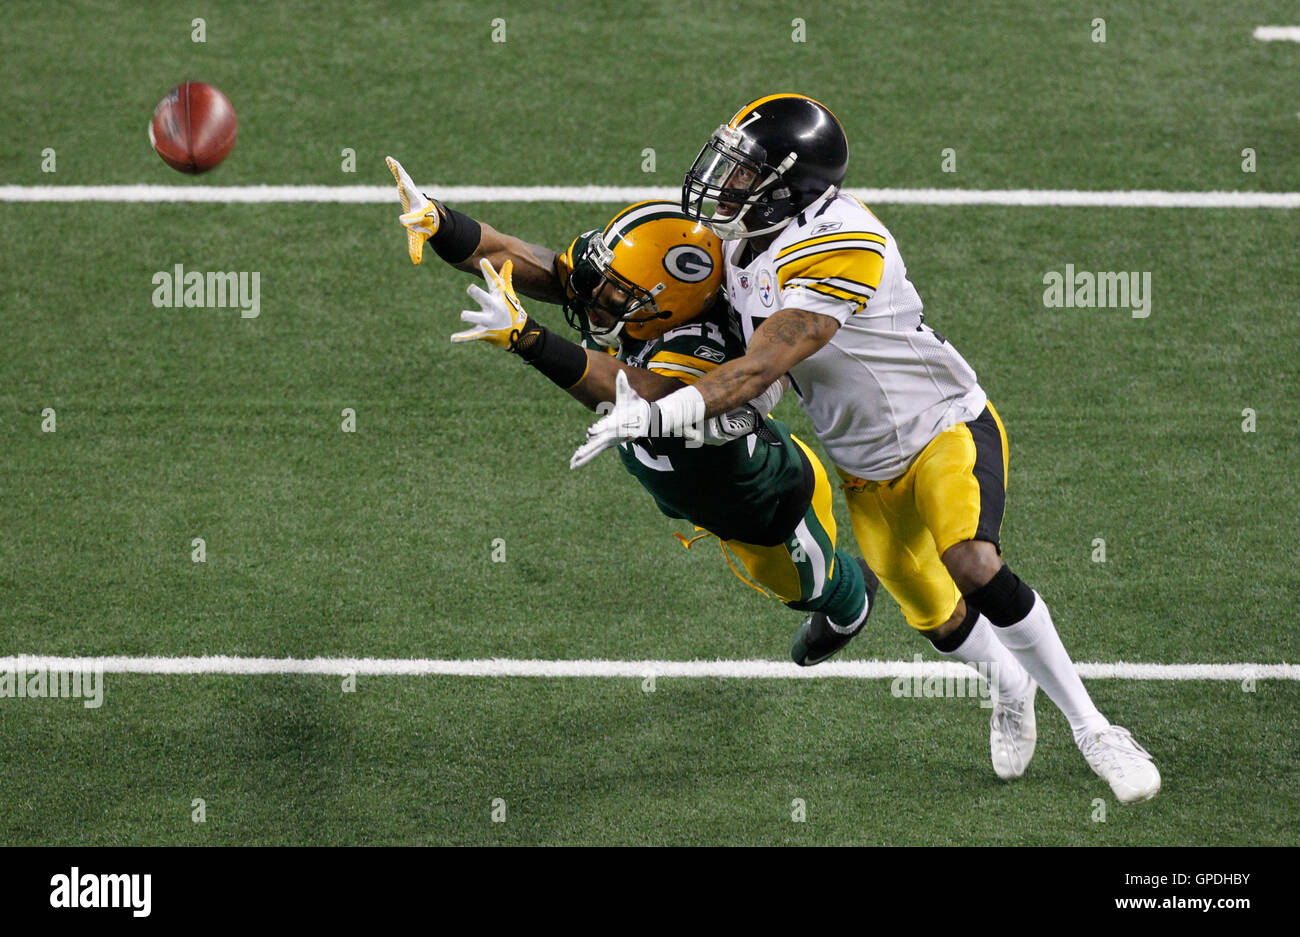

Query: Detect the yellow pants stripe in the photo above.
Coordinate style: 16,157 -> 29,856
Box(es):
723,435 -> 838,604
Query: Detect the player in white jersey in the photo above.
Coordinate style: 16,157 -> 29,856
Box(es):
722,189 -> 987,481
573,93 -> 1161,804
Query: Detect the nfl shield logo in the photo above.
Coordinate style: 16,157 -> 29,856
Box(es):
739,273 -> 751,290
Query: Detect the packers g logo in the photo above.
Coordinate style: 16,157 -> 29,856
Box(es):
663,244 -> 715,283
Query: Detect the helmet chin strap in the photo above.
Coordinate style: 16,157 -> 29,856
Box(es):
708,153 -> 802,240
732,214 -> 795,240
591,320 -> 624,349
708,202 -> 794,240
713,182 -> 840,240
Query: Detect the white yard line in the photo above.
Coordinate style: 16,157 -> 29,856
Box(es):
1,185 -> 1298,208
0,655 -> 1294,680
1253,26 -> 1300,41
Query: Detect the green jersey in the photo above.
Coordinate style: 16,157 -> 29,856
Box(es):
613,304 -> 812,546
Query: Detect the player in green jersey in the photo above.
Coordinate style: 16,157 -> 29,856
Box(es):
386,158 -> 877,662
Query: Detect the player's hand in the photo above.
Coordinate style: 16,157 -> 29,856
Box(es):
385,155 -> 441,265
452,259 -> 529,347
570,371 -> 652,469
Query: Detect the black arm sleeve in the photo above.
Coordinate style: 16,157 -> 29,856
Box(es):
510,319 -> 589,390
428,198 -> 482,265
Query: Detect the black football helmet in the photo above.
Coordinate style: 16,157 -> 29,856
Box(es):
682,93 -> 849,240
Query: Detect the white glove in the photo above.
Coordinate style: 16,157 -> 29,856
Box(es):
570,374 -> 704,469
385,155 -> 441,265
451,259 -> 528,347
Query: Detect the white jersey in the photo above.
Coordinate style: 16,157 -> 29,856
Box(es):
724,191 -> 986,481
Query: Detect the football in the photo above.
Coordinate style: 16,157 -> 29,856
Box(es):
148,81 -> 237,173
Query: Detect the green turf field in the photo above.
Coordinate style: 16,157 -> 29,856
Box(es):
1,1 -> 1297,846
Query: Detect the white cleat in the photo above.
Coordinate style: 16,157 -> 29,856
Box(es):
990,679 -> 1037,780
1080,725 -> 1162,804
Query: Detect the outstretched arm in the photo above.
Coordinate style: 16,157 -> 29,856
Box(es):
450,221 -> 564,306
569,306 -> 835,468
566,349 -> 695,411
449,258 -> 698,412
386,155 -> 564,305
690,307 -> 839,417
449,258 -> 786,442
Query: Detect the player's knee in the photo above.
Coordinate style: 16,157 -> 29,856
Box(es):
921,599 -> 977,651
923,599 -> 967,638
962,563 -> 1037,628
941,540 -> 1002,594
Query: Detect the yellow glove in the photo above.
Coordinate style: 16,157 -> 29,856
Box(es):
451,259 -> 529,347
385,155 -> 441,265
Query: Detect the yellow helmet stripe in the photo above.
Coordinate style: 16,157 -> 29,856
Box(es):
602,200 -> 679,236
603,201 -> 688,248
729,92 -> 834,128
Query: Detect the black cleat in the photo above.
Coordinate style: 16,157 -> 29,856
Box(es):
790,558 -> 880,666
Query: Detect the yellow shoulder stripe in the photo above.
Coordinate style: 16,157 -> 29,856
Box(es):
649,350 -> 721,372
787,281 -> 870,308
776,248 -> 885,293
775,230 -> 886,260
650,366 -> 701,385
786,275 -> 874,299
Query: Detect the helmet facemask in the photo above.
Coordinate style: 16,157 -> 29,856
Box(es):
577,232 -> 671,343
682,124 -> 800,240
563,235 -> 620,349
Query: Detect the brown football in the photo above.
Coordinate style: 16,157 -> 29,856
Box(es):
149,82 -> 238,174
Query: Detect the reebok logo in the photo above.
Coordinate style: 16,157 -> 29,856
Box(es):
694,345 -> 726,362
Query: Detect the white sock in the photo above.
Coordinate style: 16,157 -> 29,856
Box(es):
991,591 -> 1109,745
936,613 -> 1032,704
828,592 -> 870,634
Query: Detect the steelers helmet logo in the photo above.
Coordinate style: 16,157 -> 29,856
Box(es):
663,244 -> 715,283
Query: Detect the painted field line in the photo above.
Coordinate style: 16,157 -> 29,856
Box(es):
0,656 -> 1294,680
1,185 -> 1299,208
1253,26 -> 1300,41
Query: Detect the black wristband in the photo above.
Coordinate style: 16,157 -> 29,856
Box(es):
511,321 -> 589,390
428,198 -> 482,264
